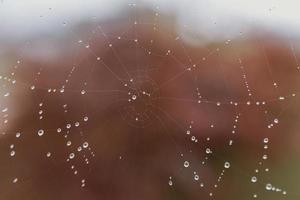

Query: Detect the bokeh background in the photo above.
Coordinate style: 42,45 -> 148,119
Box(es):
1,0 -> 300,200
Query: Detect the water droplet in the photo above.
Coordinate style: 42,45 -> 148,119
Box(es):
10,150 -> 15,156
13,178 -> 18,183
184,161 -> 189,168
83,142 -> 89,148
266,183 -> 272,190
262,154 -> 268,160
69,153 -> 75,159
206,148 -> 212,154
37,129 -> 44,136
224,162 -> 230,169
251,176 -> 257,183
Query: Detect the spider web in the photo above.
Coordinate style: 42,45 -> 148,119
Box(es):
0,1 -> 300,200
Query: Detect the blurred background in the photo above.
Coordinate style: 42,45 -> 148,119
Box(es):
1,0 -> 300,200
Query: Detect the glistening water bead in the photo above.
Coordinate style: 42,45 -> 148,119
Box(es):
83,142 -> 89,148
184,161 -> 189,168
224,162 -> 230,169
10,150 -> 15,156
266,183 -> 272,190
69,153 -> 75,159
15,132 -> 21,138
251,176 -> 257,183
37,129 -> 44,136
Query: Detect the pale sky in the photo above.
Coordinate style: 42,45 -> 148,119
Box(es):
0,0 -> 299,40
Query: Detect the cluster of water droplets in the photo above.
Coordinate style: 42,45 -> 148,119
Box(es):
1,2 -> 299,199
